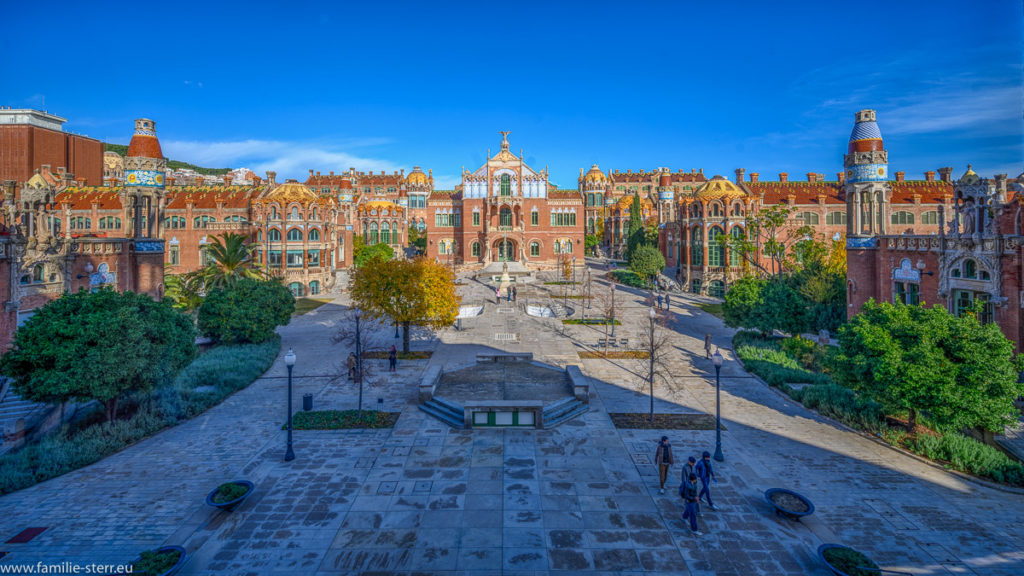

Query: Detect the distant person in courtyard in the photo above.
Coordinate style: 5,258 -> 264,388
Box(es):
665,293 -> 671,311
695,451 -> 718,511
388,345 -> 397,372
683,455 -> 697,484
507,287 -> 512,302
347,352 -> 357,380
704,333 -> 713,358
680,473 -> 702,535
495,286 -> 501,304
512,285 -> 517,302
657,293 -> 663,309
654,436 -> 674,494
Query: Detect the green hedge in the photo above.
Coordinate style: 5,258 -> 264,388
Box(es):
0,336 -> 280,495
609,270 -> 648,288
733,330 -> 1024,486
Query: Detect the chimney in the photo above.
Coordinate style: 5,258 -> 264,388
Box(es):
309,169 -> 314,177
837,172 -> 845,184
925,171 -> 936,182
57,166 -> 67,177
938,167 -> 953,182
779,173 -> 788,183
806,172 -> 817,183
267,171 -> 277,185
735,168 -> 746,184
223,174 -> 233,186
750,172 -> 759,183
316,171 -> 321,177
996,174 -> 1008,195
329,171 -> 334,177
895,171 -> 905,182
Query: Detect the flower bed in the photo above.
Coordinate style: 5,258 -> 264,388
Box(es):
362,350 -> 432,360
609,413 -> 720,430
289,409 -> 400,430
578,350 -> 651,359
562,318 -> 620,325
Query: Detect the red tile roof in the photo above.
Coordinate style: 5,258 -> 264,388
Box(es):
166,185 -> 261,209
126,135 -> 163,159
548,189 -> 583,200
55,187 -> 123,209
890,180 -> 954,204
746,182 -> 846,205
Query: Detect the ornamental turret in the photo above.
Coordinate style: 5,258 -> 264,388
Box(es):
121,118 -> 166,238
844,110 -> 891,237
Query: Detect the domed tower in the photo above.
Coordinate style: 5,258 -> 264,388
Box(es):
121,118 -> 166,239
580,164 -> 608,234
656,167 -> 674,222
843,110 -> 890,237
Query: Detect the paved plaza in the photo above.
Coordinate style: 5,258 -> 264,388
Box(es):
1,263 -> 1023,575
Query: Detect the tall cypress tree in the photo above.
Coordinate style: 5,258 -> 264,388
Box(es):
626,193 -> 646,260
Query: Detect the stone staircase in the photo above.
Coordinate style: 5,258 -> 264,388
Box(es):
418,396 -> 465,429
542,397 -> 589,428
547,301 -> 570,319
0,387 -> 50,451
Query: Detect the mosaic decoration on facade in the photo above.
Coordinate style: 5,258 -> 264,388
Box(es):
846,163 -> 888,183
846,236 -> 877,248
134,240 -> 165,252
125,170 -> 165,187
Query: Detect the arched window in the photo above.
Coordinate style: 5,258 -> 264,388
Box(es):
921,211 -> 939,225
588,218 -> 595,233
799,212 -> 820,225
729,227 -> 744,266
708,280 -> 726,298
500,174 -> 511,196
309,281 -> 320,295
381,221 -> 391,244
308,228 -> 321,241
731,203 -> 744,217
288,282 -> 304,297
268,228 -> 282,242
597,193 -> 603,206
311,207 -> 318,220
891,211 -> 914,225
530,242 -> 540,257
32,264 -> 44,283
287,228 -> 303,242
257,230 -> 263,242
472,241 -> 480,257
369,222 -> 379,244
290,206 -> 300,220
826,211 -> 847,225
963,259 -> 977,279
690,227 -> 703,266
708,227 -> 725,266
709,203 -> 724,218
500,207 -> 512,227
271,206 -> 278,219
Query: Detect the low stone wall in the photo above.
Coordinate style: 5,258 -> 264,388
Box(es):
475,353 -> 533,363
463,400 -> 545,428
565,365 -> 589,403
418,365 -> 442,403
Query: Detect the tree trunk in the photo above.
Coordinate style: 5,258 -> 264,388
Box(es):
402,321 -> 411,353
104,397 -> 118,423
907,407 -> 917,432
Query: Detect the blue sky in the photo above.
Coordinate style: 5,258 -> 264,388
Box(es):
3,1 -> 1021,188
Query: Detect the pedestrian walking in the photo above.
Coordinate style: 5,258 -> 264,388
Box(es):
495,287 -> 501,304
695,451 -> 718,511
680,473 -> 703,535
704,333 -> 713,359
507,287 -> 512,302
388,345 -> 397,372
665,293 -> 671,311
657,294 -> 663,309
512,286 -> 517,302
654,436 -> 674,494
347,352 -> 357,380
683,456 -> 700,514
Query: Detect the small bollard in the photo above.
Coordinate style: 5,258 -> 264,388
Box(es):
377,397 -> 384,412
303,393 -> 313,411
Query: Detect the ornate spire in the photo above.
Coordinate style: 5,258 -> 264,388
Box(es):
499,131 -> 511,152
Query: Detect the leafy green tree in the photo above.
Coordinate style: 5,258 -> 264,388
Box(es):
722,276 -> 765,329
749,279 -> 808,336
628,244 -> 665,283
791,234 -> 847,332
830,300 -> 1024,432
626,194 -> 647,259
164,270 -> 203,313
584,234 -> 600,255
0,289 -> 195,422
408,227 -> 427,253
354,242 -> 395,267
198,278 -> 295,344
727,204 -> 811,279
187,233 -> 264,293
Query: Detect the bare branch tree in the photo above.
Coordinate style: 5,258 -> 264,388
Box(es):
331,309 -> 390,414
635,306 -> 677,422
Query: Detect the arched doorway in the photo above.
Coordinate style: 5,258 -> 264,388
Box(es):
493,239 -> 517,262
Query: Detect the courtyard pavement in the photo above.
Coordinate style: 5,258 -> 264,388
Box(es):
0,264 -> 1022,575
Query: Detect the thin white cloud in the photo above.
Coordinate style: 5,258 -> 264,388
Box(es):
161,139 -> 407,182
884,85 -> 1022,136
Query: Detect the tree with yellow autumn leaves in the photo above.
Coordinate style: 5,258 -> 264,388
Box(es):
349,257 -> 461,352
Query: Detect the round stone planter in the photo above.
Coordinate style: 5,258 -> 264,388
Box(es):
131,545 -> 186,576
764,488 -> 814,520
817,543 -> 887,576
205,480 -> 254,512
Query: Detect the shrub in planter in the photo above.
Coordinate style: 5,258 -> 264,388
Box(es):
206,480 -> 254,511
133,546 -> 185,576
818,544 -> 878,576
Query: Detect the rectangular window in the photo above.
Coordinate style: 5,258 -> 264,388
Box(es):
286,250 -> 304,267
530,243 -> 540,256
531,212 -> 538,226
473,212 -> 480,226
268,250 -> 282,266
894,281 -> 919,305
200,247 -> 215,266
308,250 -> 320,266
169,245 -> 180,265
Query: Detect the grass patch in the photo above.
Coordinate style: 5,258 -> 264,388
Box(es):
543,281 -> 578,286
362,350 -> 432,360
290,409 -> 399,429
609,413 -> 722,430
292,297 -> 332,316
579,350 -> 650,359
0,337 -> 280,495
695,302 -> 723,319
562,318 -> 621,325
608,269 -> 649,289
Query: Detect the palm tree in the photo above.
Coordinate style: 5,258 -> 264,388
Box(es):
164,269 -> 204,312
189,232 -> 264,292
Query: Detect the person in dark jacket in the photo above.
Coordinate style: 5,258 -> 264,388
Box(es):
388,345 -> 397,372
679,473 -> 702,535
695,451 -> 718,511
347,352 -> 357,380
654,436 -> 674,494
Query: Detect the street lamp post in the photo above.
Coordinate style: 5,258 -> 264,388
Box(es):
572,256 -> 576,294
610,283 -> 617,338
355,310 -> 364,420
648,307 -> 656,422
712,349 -> 724,462
284,349 -> 296,462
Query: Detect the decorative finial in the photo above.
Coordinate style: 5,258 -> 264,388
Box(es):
499,131 -> 511,151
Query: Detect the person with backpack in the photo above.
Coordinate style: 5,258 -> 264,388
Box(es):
679,473 -> 703,536
695,451 -> 718,511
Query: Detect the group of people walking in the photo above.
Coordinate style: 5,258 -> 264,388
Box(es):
346,345 -> 399,380
495,285 -> 517,304
654,436 -> 719,536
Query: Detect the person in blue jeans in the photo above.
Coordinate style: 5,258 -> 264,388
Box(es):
695,451 -> 718,511
679,473 -> 703,536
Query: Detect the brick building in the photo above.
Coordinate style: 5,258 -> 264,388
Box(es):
424,132 -> 584,267
0,108 -> 103,187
